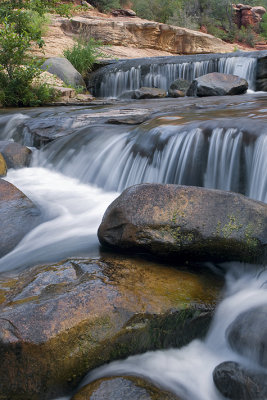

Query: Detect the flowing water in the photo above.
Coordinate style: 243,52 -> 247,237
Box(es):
0,90 -> 266,399
94,55 -> 258,97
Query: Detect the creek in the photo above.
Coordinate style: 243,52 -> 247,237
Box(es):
0,58 -> 266,399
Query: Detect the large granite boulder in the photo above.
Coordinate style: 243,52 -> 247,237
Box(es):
213,361 -> 267,400
0,254 -> 221,400
72,376 -> 181,400
0,141 -> 32,169
186,73 -> 248,97
41,57 -> 86,88
226,304 -> 267,367
0,179 -> 42,257
98,184 -> 267,263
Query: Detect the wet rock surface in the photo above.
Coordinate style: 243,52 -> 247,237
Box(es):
71,376 -> 181,400
0,179 -> 42,257
98,184 -> 267,263
0,154 -> 7,177
168,79 -> 190,97
120,87 -> 167,100
227,304 -> 267,367
213,361 -> 267,400
0,141 -> 32,169
0,254 -> 221,399
187,73 -> 248,97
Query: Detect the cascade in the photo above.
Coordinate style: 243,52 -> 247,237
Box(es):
0,93 -> 266,400
36,119 -> 267,203
94,56 -> 257,97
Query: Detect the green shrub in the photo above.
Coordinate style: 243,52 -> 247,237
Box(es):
236,26 -> 255,47
260,13 -> 267,39
89,0 -> 120,12
63,38 -> 105,77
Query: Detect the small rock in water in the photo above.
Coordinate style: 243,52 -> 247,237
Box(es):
226,304 -> 267,367
0,179 -> 42,257
168,78 -> 190,98
71,376 -> 182,400
213,361 -> 267,400
0,141 -> 32,169
119,87 -> 167,100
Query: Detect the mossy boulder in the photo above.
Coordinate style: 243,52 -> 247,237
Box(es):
98,184 -> 267,263
0,254 -> 222,400
0,141 -> 32,169
71,376 -> 182,400
0,153 -> 7,177
0,179 -> 42,257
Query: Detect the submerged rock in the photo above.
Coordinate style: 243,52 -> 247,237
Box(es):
0,254 -> 221,399
0,179 -> 42,257
0,141 -> 32,169
187,73 -> 248,96
71,376 -> 181,400
41,57 -> 86,89
213,361 -> 267,400
226,304 -> 267,367
98,184 -> 267,263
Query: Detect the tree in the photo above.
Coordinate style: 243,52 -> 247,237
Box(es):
0,1 -> 72,106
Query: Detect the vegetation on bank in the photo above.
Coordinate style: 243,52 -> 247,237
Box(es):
93,0 -> 267,44
0,1 -> 83,107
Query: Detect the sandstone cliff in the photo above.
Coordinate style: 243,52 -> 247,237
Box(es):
40,11 -> 236,59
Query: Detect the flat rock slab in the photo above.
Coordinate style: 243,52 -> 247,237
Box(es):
0,179 -> 42,257
72,376 -> 181,400
187,72 -> 248,97
98,184 -> 267,263
0,255 -> 221,399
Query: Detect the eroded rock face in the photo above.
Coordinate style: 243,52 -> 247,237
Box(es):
0,141 -> 32,169
226,305 -> 267,367
98,184 -> 267,263
61,16 -> 235,55
213,361 -> 267,400
0,255 -> 221,400
71,376 -> 182,400
187,73 -> 248,97
0,179 -> 42,257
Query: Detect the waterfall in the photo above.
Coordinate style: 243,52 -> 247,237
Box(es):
96,57 -> 257,97
37,119 -> 267,203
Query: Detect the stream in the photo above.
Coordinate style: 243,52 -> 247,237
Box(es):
0,90 -> 266,399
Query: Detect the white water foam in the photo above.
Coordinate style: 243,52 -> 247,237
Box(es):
0,168 -> 117,273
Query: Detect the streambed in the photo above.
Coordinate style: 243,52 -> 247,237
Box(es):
0,92 -> 266,400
